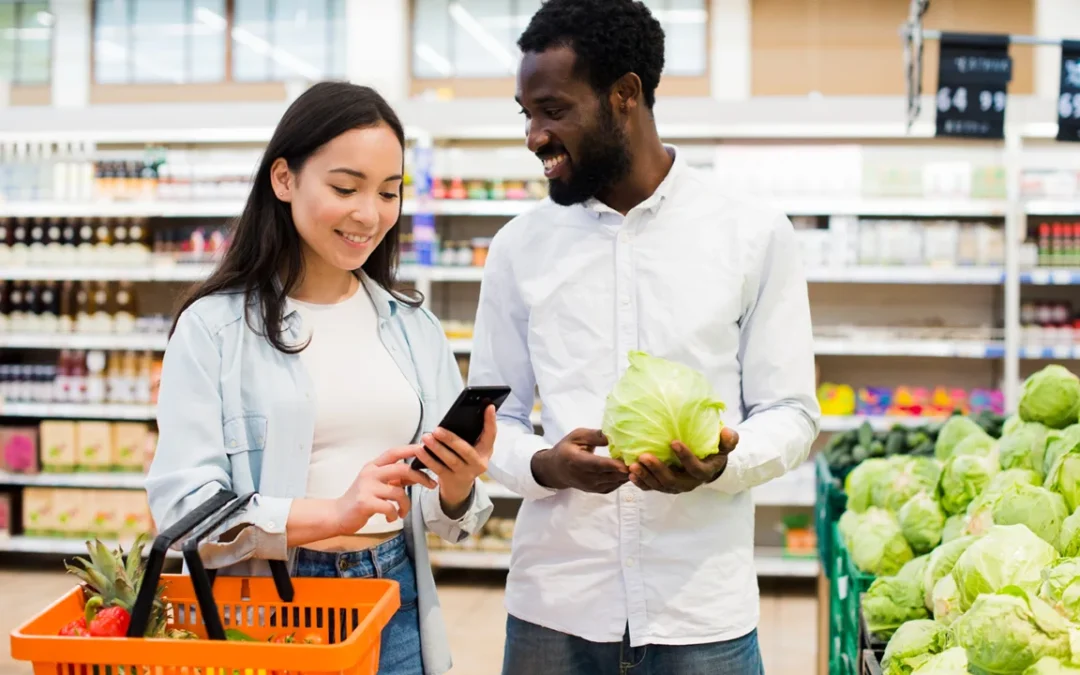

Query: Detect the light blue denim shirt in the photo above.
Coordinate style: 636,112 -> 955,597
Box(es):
145,272 -> 493,675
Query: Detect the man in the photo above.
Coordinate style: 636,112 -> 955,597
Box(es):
467,1 -> 821,673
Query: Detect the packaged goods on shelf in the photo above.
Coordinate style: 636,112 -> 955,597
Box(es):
0,426 -> 39,473
1020,300 -> 1080,349
781,514 -> 817,559
0,280 -> 154,336
428,177 -> 547,202
817,383 -> 1004,418
20,487 -> 153,540
151,222 -> 231,264
0,217 -> 153,267
0,350 -> 159,405
1020,168 -> 1080,199
856,219 -> 1004,268
1028,220 -> 1080,267
400,235 -> 492,269
442,320 -> 474,341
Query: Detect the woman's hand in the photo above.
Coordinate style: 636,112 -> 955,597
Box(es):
332,444 -> 437,535
414,404 -> 497,518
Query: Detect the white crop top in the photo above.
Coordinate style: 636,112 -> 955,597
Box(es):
291,285 -> 421,534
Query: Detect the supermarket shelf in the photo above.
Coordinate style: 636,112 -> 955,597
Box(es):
0,333 -> 168,351
1025,201 -> 1080,217
0,264 -> 214,282
820,415 -> 943,432
0,471 -> 145,489
0,535 -> 179,558
447,338 -> 473,353
408,265 -> 1005,286
814,338 -> 1004,359
1019,269 -> 1080,285
804,266 -> 1003,285
1020,345 -> 1080,360
0,197 -> 1010,220
772,197 -> 1008,218
0,402 -> 156,420
429,547 -> 819,577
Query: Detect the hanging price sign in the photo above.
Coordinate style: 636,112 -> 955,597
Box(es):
935,32 -> 1012,140
1056,40 -> 1080,142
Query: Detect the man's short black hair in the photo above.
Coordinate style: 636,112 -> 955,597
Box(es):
517,0 -> 666,110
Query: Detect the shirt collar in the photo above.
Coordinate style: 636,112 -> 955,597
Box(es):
279,269 -> 397,321
582,143 -> 684,218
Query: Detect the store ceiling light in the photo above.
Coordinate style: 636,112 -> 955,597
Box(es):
447,2 -> 518,73
415,43 -> 453,77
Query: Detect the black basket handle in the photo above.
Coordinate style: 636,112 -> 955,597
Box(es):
127,490 -> 294,640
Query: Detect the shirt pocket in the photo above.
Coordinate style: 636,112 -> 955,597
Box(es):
223,415 -> 268,492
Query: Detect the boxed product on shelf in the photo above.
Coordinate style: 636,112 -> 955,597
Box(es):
22,487 -> 53,536
75,421 -> 113,472
39,420 -> 77,472
0,425 -> 39,474
112,422 -> 149,472
817,383 -> 1004,417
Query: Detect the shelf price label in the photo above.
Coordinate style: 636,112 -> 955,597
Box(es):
1057,40 -> 1080,142
935,32 -> 1012,140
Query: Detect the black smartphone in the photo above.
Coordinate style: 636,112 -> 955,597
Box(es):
410,385 -> 512,471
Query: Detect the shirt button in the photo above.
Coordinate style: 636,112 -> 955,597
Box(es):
624,492 -> 635,503
267,521 -> 276,529
625,558 -> 635,568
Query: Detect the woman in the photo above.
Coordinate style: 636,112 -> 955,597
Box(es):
146,81 -> 495,675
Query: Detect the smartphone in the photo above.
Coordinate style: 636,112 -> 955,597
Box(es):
410,385 -> 512,471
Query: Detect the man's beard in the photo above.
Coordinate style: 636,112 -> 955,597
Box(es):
547,103 -> 632,206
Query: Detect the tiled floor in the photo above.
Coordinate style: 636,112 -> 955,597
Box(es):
0,568 -> 818,674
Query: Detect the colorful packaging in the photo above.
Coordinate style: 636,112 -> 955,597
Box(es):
817,382 -> 856,416
112,423 -> 148,472
22,488 -> 53,536
54,489 -> 85,538
39,421 -> 78,473
89,490 -> 121,539
76,421 -> 113,471
856,387 -> 892,416
0,426 -> 39,474
0,493 -> 10,537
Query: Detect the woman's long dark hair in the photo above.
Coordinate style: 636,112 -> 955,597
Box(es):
171,81 -> 422,353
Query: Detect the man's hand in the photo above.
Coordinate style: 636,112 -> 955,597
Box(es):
629,427 -> 740,494
530,428 -> 630,493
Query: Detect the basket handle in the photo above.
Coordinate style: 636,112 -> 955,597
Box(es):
181,491 -> 294,640
126,490 -> 294,640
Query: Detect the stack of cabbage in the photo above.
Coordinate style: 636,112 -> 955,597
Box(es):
838,365 -> 1080,674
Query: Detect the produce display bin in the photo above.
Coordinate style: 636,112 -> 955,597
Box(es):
832,523 -> 875,675
10,490 -> 401,675
815,454 -> 848,580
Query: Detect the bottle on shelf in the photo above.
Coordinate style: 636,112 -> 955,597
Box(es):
74,281 -> 91,333
0,280 -> 8,333
84,350 -> 107,404
22,281 -> 39,333
0,217 -> 11,266
45,219 -> 63,265
94,218 -> 113,263
112,281 -> 136,334
60,218 -> 78,266
107,351 -> 126,404
8,280 -> 26,332
77,218 -> 95,266
11,217 -> 29,266
58,280 -> 75,334
28,217 -> 46,264
135,351 -> 153,404
38,280 -> 60,334
92,281 -> 112,333
127,218 -> 151,263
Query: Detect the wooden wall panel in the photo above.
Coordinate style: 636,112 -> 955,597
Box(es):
751,0 -> 1035,96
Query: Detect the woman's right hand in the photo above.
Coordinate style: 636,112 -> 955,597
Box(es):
332,445 -> 437,535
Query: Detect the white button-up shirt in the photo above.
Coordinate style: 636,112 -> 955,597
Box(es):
467,146 -> 821,647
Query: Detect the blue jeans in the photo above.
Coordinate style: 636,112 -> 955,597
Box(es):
502,615 -> 765,675
293,533 -> 423,675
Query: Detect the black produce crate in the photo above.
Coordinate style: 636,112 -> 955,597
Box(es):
862,649 -> 883,675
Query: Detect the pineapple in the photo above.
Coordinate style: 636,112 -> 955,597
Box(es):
64,533 -> 169,638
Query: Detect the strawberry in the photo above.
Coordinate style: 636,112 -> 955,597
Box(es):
88,606 -> 131,637
58,617 -> 89,636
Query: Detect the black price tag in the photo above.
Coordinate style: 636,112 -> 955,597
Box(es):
935,32 -> 1012,140
1057,40 -> 1080,142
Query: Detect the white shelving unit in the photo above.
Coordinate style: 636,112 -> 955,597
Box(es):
0,471 -> 145,489
0,333 -> 168,351
0,403 -> 156,420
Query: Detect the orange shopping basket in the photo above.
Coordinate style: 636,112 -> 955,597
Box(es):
11,490 -> 401,675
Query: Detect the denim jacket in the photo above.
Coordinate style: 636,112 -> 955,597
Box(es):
145,272 -> 494,675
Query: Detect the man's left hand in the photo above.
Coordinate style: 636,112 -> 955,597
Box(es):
629,427 -> 739,494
